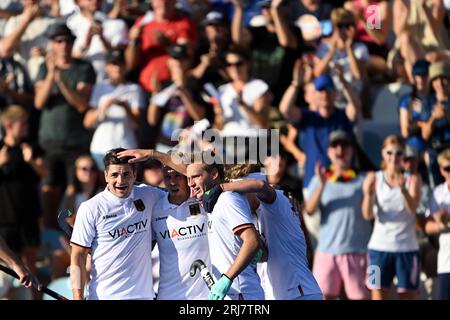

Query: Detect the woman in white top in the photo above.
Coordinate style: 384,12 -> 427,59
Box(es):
362,135 -> 422,300
217,46 -> 271,160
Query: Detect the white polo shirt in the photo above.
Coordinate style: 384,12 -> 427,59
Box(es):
427,182 -> 450,274
256,190 -> 322,300
152,196 -> 210,300
208,191 -> 264,300
71,184 -> 165,300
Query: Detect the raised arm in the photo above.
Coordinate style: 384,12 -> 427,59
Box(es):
279,59 -> 303,122
231,0 -> 252,48
304,163 -> 327,215
221,179 -> 276,204
362,172 -> 376,221
271,0 -> 297,49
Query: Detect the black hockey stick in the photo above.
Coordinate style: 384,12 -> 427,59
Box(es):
189,259 -> 215,290
0,264 -> 69,300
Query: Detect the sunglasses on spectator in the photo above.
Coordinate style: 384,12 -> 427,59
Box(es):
53,36 -> 72,44
441,165 -> 450,172
330,140 -> 351,148
226,60 -> 245,68
337,23 -> 353,29
385,149 -> 404,157
77,166 -> 96,172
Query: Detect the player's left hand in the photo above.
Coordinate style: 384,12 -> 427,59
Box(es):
208,274 -> 232,300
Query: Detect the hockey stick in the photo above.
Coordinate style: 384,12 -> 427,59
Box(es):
0,264 -> 69,300
57,210 -> 74,237
189,259 -> 215,290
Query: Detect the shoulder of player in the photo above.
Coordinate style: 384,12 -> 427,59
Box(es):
134,184 -> 168,201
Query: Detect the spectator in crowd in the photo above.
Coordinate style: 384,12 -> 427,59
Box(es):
190,10 -> 231,89
83,49 -> 144,170
305,130 -> 372,300
398,59 -> 431,157
0,0 -> 58,80
67,0 -> 129,83
216,45 -> 271,160
0,1 -> 23,39
344,0 -> 391,75
142,158 -> 164,188
231,0 -> 303,104
288,0 -> 333,23
0,55 -> 33,112
107,0 -> 148,28
393,0 -> 449,82
280,58 -> 361,191
34,22 -> 96,229
125,0 -> 198,94
63,154 -> 102,215
0,105 -> 46,279
421,61 -> 450,187
314,7 -> 368,109
363,135 -> 422,300
425,148 -> 450,300
147,44 -> 210,152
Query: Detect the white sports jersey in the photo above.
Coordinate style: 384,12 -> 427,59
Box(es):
427,182 -> 450,274
256,190 -> 322,300
71,184 -> 165,300
208,191 -> 265,300
368,171 -> 419,252
152,196 -> 210,299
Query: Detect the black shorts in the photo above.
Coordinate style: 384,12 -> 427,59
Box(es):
42,147 -> 89,187
0,223 -> 41,254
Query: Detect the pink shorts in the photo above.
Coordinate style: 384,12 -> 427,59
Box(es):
313,251 -> 369,300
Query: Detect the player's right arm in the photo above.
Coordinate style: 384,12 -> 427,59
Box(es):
70,244 -> 89,300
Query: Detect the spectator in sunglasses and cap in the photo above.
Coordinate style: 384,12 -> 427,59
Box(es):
305,129 -> 372,300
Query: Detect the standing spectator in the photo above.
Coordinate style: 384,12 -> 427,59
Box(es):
422,61 -> 450,187
398,59 -> 431,157
1,0 -> 58,80
190,10 -> 231,89
314,7 -> 369,109
216,45 -> 271,160
425,148 -> 450,300
0,1 -> 22,39
125,0 -> 198,94
231,0 -> 302,104
0,105 -> 46,280
344,0 -> 391,74
393,0 -> 449,82
67,0 -> 129,83
147,44 -> 209,152
362,135 -> 422,300
305,130 -> 372,300
34,23 -> 96,229
279,59 -> 361,190
83,49 -> 144,170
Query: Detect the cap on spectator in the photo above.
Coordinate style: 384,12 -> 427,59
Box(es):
257,0 -> 271,8
106,49 -> 125,65
167,44 -> 189,60
404,144 -> 418,159
428,61 -> 450,82
314,74 -> 335,91
47,22 -> 76,41
295,14 -> 322,41
329,130 -> 352,145
202,11 -> 226,26
411,59 -> 430,76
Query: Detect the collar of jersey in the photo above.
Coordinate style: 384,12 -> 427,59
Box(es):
162,194 -> 180,210
103,186 -> 136,205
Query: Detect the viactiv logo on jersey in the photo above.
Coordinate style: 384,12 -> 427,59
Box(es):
159,223 -> 207,241
108,219 -> 149,239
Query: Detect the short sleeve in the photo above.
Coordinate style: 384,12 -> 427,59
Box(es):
427,189 -> 440,218
80,61 -> 96,85
216,192 -> 254,234
35,62 -> 47,83
399,94 -> 410,110
242,79 -> 269,106
71,202 -> 96,249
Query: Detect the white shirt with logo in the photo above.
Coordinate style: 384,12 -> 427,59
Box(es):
256,190 -> 322,299
152,196 -> 210,299
427,182 -> 450,274
71,184 -> 165,300
208,191 -> 265,300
